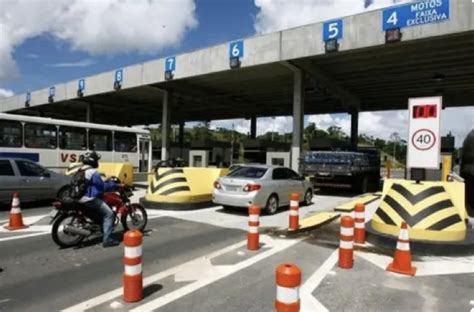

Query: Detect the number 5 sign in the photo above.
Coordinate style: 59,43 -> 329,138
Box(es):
323,19 -> 343,41
407,96 -> 442,169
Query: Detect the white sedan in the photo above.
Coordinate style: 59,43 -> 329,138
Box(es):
212,165 -> 313,214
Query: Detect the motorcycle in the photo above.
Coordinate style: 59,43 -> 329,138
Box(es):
50,178 -> 148,248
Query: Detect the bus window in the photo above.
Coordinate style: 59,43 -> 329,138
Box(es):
59,126 -> 87,150
25,123 -> 57,149
0,120 -> 22,147
89,129 -> 112,151
114,132 -> 137,152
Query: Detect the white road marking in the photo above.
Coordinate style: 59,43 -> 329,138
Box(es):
63,239 -> 248,311
0,231 -> 50,242
0,225 -> 52,233
300,250 -> 338,312
358,251 -> 474,276
130,236 -> 299,312
64,235 -> 300,311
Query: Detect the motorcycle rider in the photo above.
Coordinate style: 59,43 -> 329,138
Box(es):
79,151 -> 121,247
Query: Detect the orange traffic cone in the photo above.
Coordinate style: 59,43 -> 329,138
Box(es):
4,192 -> 28,231
386,222 -> 416,276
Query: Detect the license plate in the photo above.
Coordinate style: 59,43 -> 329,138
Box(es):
225,185 -> 240,192
318,172 -> 331,176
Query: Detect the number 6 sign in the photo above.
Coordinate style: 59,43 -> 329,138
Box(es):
229,41 -> 244,58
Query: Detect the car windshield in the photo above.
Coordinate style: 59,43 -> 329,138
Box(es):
228,166 -> 267,179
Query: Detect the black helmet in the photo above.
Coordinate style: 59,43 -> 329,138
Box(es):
82,151 -> 101,168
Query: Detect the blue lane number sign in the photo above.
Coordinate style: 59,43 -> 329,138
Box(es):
49,87 -> 55,97
165,57 -> 176,72
78,79 -> 85,91
383,0 -> 450,31
115,69 -> 123,83
323,19 -> 343,41
229,41 -> 244,58
26,92 -> 31,102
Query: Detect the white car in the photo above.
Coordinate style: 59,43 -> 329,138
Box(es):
212,165 -> 313,214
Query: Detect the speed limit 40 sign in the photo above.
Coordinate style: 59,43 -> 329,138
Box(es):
407,96 -> 442,169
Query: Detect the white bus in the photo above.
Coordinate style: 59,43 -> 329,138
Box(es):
0,113 -> 152,172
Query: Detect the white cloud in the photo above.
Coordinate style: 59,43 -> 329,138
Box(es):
47,59 -> 96,68
254,0 -> 411,34
0,88 -> 14,98
0,0 -> 198,80
308,108 -> 474,147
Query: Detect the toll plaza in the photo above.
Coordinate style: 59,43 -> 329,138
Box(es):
0,0 -> 473,311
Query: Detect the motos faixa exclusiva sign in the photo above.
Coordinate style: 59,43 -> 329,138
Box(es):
407,97 -> 442,170
383,0 -> 450,31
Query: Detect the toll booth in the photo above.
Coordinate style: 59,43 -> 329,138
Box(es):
189,139 -> 231,168
243,140 -> 291,166
152,140 -> 190,165
413,136 -> 456,181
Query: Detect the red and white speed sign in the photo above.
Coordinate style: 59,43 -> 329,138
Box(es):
407,97 -> 442,169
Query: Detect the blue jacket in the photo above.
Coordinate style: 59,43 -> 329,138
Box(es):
83,168 -> 118,200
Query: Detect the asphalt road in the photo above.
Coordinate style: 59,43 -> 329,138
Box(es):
0,192 -> 473,312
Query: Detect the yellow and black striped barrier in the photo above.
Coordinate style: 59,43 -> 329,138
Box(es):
143,167 -> 228,210
371,179 -> 467,242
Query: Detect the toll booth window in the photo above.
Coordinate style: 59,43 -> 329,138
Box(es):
59,126 -> 87,150
24,123 -> 57,149
89,129 -> 112,151
229,166 -> 267,179
0,160 -> 15,176
0,120 -> 22,147
114,132 -> 137,152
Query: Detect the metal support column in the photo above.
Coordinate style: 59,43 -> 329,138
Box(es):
178,121 -> 185,158
250,116 -> 257,139
291,69 -> 304,172
350,109 -> 359,149
86,103 -> 92,123
161,91 -> 170,161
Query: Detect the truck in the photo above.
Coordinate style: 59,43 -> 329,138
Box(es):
299,150 -> 381,193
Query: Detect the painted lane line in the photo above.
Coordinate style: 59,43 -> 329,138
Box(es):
130,236 -> 300,311
300,250 -> 338,312
0,225 -> 51,233
64,239 -> 249,311
358,252 -> 474,276
0,231 -> 50,242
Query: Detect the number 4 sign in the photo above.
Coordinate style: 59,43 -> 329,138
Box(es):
407,96 -> 442,169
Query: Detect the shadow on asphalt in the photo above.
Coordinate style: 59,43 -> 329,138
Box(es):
143,284 -> 163,299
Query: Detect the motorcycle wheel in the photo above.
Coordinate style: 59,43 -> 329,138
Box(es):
121,204 -> 148,232
51,213 -> 86,248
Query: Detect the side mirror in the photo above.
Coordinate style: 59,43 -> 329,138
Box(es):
42,171 -> 51,178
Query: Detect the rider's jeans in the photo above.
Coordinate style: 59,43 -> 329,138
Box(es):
84,198 -> 115,245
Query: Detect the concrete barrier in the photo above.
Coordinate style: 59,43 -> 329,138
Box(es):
66,162 -> 134,186
142,167 -> 229,210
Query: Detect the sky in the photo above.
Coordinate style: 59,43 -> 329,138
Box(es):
0,0 -> 473,146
